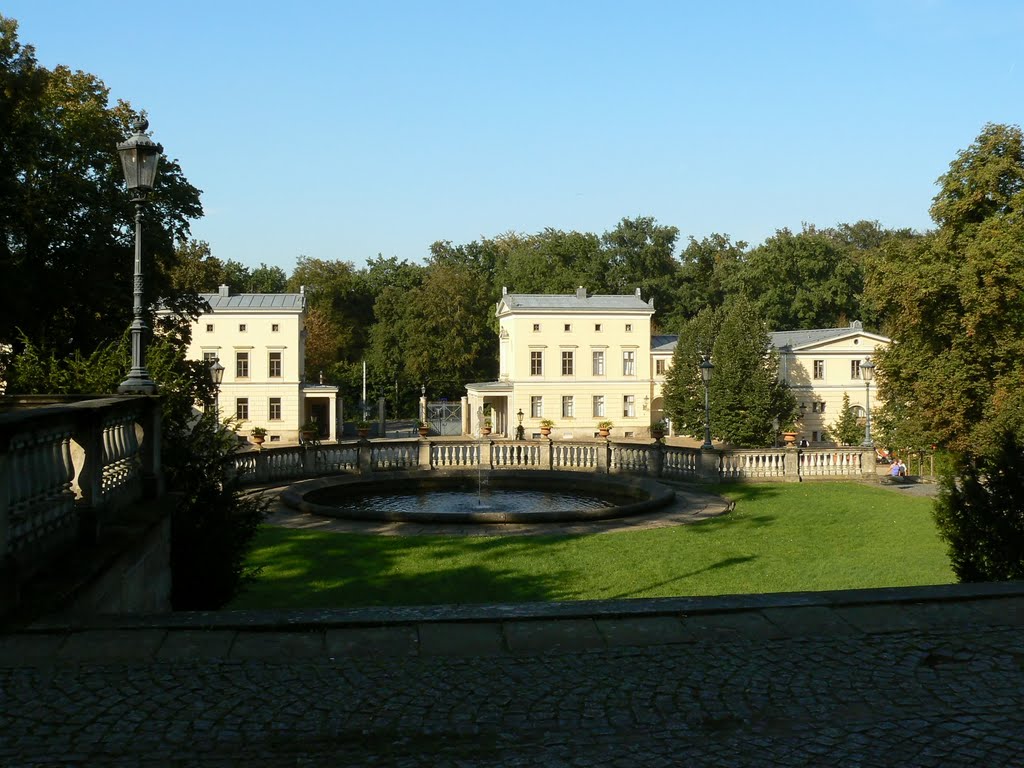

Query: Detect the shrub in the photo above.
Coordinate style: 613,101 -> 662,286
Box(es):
934,430 -> 1024,582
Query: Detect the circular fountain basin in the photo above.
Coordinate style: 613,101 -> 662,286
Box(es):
281,470 -> 675,524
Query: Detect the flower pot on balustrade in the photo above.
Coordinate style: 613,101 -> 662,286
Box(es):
598,428 -> 610,438
418,426 -> 430,438
482,426 -> 492,436
251,435 -> 265,448
782,431 -> 798,446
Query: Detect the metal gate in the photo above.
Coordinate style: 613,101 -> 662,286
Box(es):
426,401 -> 462,436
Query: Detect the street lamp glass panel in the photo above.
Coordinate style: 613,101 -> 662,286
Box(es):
117,118 -> 163,191
862,359 -> 875,382
209,359 -> 225,385
700,358 -> 714,383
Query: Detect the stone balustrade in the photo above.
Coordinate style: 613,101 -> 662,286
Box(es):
227,438 -> 877,487
0,396 -> 162,591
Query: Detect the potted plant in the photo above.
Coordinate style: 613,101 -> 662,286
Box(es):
539,418 -> 554,437
417,420 -> 430,438
481,416 -> 493,436
650,419 -> 666,441
356,419 -> 372,438
597,420 -> 613,438
781,418 -> 799,446
249,426 -> 267,446
299,419 -> 318,443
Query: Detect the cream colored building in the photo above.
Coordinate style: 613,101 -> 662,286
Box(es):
467,287 -> 890,445
182,285 -> 339,443
771,321 -> 890,444
466,287 -> 668,439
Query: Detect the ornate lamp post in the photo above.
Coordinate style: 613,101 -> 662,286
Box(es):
700,356 -> 714,450
116,116 -> 163,394
516,408 -> 525,440
209,358 -> 225,418
861,358 -> 875,446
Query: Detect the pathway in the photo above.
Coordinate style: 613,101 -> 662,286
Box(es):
2,583 -> 1023,766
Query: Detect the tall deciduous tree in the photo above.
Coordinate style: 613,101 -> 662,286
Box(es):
0,15 -> 203,356
730,226 -> 863,332
602,216 -> 680,324
865,123 -> 1024,455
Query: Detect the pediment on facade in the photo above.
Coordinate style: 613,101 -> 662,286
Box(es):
789,331 -> 890,353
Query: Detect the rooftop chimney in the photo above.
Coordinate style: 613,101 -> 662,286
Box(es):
576,286 -> 586,299
218,284 -> 230,297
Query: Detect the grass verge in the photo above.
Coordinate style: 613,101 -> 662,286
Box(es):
228,482 -> 953,610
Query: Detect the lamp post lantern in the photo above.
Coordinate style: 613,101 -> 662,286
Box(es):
116,116 -> 163,394
209,358 -> 224,418
861,358 -> 875,446
699,356 -> 714,450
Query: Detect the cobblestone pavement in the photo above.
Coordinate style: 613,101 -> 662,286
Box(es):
3,588 -> 1024,766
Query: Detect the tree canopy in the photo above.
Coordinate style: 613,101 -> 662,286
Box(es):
0,15 -> 203,356
865,123 -> 1024,455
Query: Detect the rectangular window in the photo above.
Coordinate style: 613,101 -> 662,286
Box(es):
813,360 -> 825,379
203,351 -> 217,363
562,395 -> 574,418
268,351 -> 282,378
592,350 -> 605,376
239,323 -> 247,333
812,431 -> 819,442
269,398 -> 282,420
594,323 -> 602,332
236,351 -> 249,378
593,395 -> 605,418
271,323 -> 280,332
625,323 -> 633,332
205,323 -> 214,333
851,360 -> 862,379
531,396 -> 543,419
656,359 -> 667,375
530,350 -> 543,376
564,323 -> 571,332
623,395 -> 635,418
561,350 -> 574,376
532,323 -> 540,332
622,350 -> 636,376
235,398 -> 249,420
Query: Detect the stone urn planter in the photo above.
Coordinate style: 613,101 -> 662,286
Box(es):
783,431 -> 798,446
540,427 -> 552,437
251,435 -> 265,447
598,428 -> 610,438
418,424 -> 430,438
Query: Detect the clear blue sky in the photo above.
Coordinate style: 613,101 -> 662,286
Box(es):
5,1 -> 1023,273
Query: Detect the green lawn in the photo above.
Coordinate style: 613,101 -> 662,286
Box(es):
228,482 -> 954,610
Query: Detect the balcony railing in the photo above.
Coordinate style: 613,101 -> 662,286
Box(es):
1,396 -> 162,583
224,437 -> 875,486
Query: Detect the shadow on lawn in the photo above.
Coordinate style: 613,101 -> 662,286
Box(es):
607,555 -> 758,599
234,531 -> 575,609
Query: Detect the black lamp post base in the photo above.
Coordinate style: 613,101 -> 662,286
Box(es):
118,375 -> 158,395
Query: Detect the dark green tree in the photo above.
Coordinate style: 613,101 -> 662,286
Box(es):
602,216 -> 680,323
829,392 -> 864,446
246,263 -> 287,293
934,431 -> 1024,582
673,233 -> 747,325
729,226 -> 863,332
864,123 -> 1024,455
0,15 -> 203,356
663,297 -> 794,447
